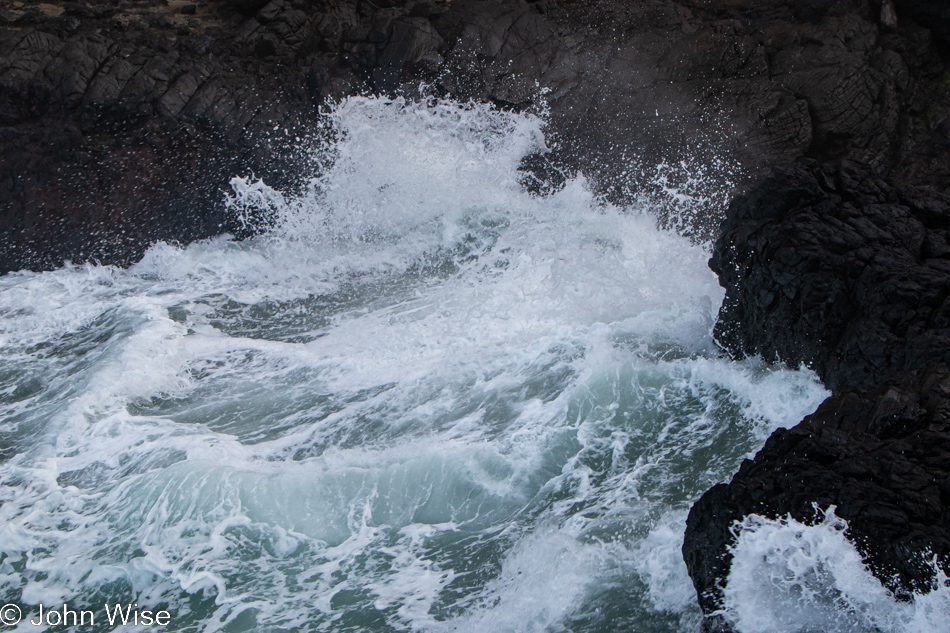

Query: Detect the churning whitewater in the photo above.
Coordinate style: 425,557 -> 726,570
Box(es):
3,95 -> 929,633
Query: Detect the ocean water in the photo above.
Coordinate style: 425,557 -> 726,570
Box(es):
724,510 -> 950,633
0,96 -> 939,632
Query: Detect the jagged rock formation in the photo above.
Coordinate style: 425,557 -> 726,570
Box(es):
0,0 -> 335,271
2,0 -> 950,271
4,0 -> 950,629
683,160 -> 950,630
712,160 -> 950,394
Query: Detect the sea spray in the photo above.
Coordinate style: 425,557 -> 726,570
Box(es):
0,96 -> 832,632
723,509 -> 950,633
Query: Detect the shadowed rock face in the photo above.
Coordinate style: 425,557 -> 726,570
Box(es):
0,0 -> 329,271
711,160 -> 950,394
685,370 -> 950,626
2,0 -> 950,272
896,0 -> 950,45
684,160 -> 950,630
3,0 -> 950,628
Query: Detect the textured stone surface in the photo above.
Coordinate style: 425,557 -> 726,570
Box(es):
685,369 -> 950,618
0,0 -> 327,271
711,160 -> 950,393
684,160 -> 950,629
2,0 -> 950,272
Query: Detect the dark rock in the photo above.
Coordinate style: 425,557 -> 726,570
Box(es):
711,160 -> 950,393
896,0 -> 950,45
225,0 -> 272,16
2,0 -> 950,273
685,368 -> 950,616
684,159 -> 950,628
181,5 -> 197,16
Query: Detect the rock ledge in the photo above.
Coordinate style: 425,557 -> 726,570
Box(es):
684,160 -> 950,629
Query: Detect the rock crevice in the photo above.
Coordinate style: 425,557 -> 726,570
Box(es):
684,159 -> 950,629
3,0 -> 950,272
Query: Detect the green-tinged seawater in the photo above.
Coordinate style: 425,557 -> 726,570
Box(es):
0,97 -> 837,633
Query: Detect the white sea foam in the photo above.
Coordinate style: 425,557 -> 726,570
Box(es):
0,95 -> 832,632
723,509 -> 950,633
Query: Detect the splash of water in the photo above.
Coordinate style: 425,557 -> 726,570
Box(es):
0,95 -> 833,632
723,509 -> 950,633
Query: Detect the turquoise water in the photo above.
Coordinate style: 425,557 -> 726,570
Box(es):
0,97 -> 832,632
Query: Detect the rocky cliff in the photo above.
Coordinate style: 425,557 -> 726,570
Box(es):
4,1 -> 950,629
682,160 -> 950,629
3,0 -> 950,271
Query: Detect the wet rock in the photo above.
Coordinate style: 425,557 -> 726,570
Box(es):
684,159 -> 950,629
2,0 -> 950,273
685,369 -> 950,623
896,0 -> 950,44
711,160 -> 950,393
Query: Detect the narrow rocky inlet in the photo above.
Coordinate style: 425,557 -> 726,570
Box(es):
2,1 -> 950,632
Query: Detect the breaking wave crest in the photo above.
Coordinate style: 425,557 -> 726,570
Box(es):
0,95 -> 835,632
